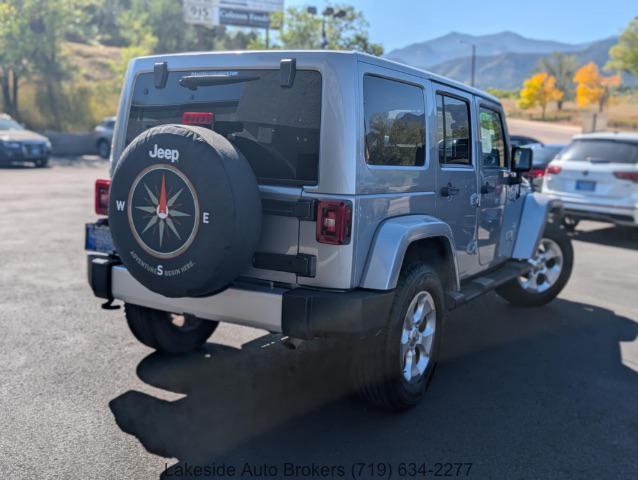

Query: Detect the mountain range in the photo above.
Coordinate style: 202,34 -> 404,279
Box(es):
385,31 -> 625,90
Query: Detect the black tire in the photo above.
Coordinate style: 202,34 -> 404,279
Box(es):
34,157 -> 48,168
353,263 -> 444,411
108,125 -> 261,298
496,223 -> 573,307
97,139 -> 110,159
124,303 -> 218,354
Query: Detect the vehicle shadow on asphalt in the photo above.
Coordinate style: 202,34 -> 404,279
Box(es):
570,226 -> 638,251
109,294 -> 638,479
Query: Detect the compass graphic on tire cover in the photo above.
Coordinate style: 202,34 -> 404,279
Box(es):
127,164 -> 200,259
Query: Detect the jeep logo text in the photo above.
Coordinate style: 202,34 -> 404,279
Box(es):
149,144 -> 180,163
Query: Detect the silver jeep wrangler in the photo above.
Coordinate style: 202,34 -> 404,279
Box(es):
86,51 -> 573,410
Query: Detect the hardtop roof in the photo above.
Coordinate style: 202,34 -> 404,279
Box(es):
132,50 -> 501,104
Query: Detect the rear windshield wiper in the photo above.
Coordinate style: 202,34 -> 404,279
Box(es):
179,73 -> 259,90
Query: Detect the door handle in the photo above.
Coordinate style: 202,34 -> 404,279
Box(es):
440,183 -> 460,197
481,182 -> 495,194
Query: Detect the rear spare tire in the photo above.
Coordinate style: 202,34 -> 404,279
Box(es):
108,125 -> 261,298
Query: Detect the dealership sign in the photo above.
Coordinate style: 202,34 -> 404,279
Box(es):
183,0 -> 284,28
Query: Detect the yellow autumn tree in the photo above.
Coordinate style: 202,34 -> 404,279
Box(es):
573,62 -> 621,113
518,72 -> 563,120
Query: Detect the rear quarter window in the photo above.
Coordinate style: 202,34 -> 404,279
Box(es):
363,75 -> 425,167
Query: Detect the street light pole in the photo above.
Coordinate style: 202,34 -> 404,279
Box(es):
321,16 -> 327,48
308,6 -> 346,49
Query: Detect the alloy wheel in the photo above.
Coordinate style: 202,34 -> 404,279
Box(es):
400,291 -> 437,382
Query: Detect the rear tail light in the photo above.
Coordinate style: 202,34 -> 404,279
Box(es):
95,179 -> 111,216
546,164 -> 562,175
614,171 -> 638,183
182,112 -> 214,126
316,200 -> 352,245
528,168 -> 546,179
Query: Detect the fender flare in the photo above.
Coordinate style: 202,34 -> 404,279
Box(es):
512,193 -> 563,260
360,215 -> 460,291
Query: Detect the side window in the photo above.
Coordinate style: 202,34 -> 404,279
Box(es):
436,94 -> 472,166
479,107 -> 507,168
364,75 -> 425,167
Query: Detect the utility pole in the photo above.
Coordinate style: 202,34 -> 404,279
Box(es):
460,40 -> 477,87
471,43 -> 476,88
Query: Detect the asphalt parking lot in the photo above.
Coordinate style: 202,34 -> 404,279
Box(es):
1,159 -> 637,479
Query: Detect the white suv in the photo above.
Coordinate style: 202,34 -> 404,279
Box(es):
543,132 -> 638,228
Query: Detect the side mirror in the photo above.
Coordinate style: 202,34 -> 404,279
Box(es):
512,146 -> 533,172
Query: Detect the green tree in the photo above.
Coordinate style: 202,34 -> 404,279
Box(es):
607,18 -> 638,77
84,0 -> 131,46
250,4 -> 383,55
537,52 -> 578,111
0,2 -> 37,120
23,0 -> 95,128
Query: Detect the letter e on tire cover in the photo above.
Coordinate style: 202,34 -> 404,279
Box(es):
108,125 -> 261,297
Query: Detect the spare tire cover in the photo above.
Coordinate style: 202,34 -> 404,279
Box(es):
108,124 -> 261,298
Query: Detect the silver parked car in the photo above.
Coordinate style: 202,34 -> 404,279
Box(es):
543,132 -> 638,229
94,116 -> 115,159
85,51 -> 573,410
0,114 -> 51,167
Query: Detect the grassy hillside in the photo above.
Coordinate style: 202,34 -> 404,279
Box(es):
64,42 -> 123,82
18,42 -> 122,132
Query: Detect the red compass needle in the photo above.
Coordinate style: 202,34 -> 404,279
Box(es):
158,174 -> 168,215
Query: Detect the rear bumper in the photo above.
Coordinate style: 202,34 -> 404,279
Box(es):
88,255 -> 394,339
544,194 -> 638,226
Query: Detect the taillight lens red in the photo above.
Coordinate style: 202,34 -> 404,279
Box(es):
182,112 -> 214,126
546,164 -> 562,175
528,168 -> 545,179
95,179 -> 111,216
316,200 -> 352,245
614,171 -> 638,183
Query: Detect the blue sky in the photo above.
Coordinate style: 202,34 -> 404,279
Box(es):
286,0 -> 635,52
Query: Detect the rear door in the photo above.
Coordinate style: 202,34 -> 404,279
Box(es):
123,68 -> 323,284
432,84 -> 479,278
476,102 -> 510,266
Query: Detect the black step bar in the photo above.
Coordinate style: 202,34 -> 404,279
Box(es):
446,260 -> 533,309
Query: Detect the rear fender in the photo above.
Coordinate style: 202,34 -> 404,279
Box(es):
360,215 -> 460,291
512,193 -> 563,259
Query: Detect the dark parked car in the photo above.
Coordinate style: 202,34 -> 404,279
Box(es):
0,114 -> 51,167
524,143 -> 566,190
510,134 -> 542,147
94,116 -> 115,159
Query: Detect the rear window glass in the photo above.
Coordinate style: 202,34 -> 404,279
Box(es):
363,75 -> 425,167
126,69 -> 322,185
559,140 -> 638,164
